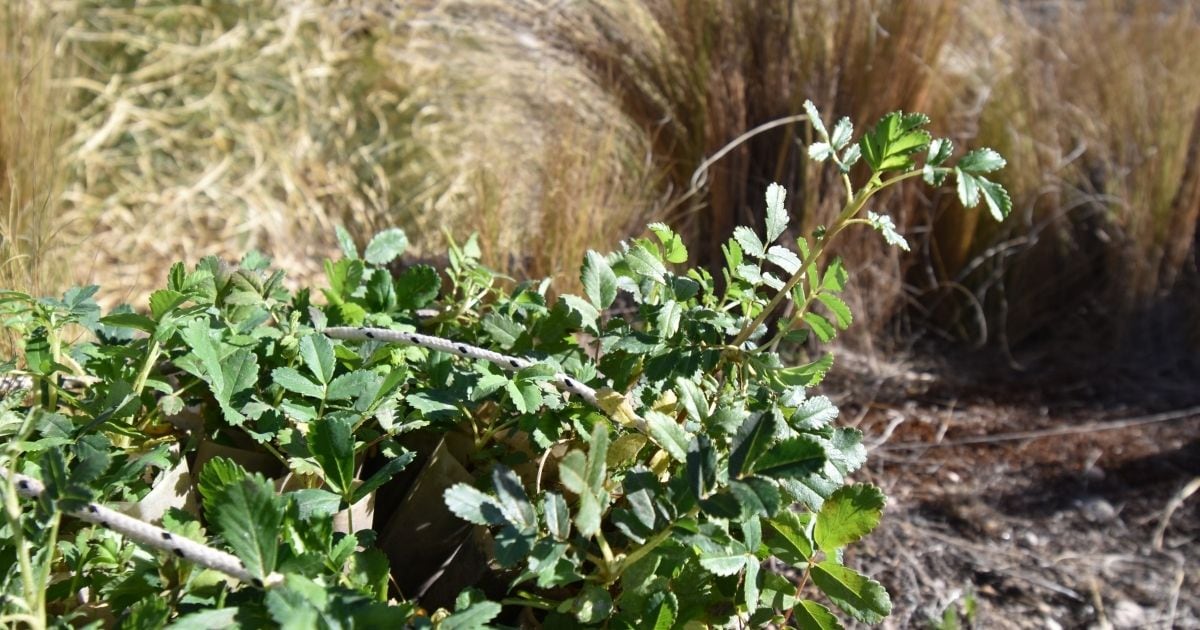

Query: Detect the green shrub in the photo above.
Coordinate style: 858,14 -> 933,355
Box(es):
0,105 -> 1005,628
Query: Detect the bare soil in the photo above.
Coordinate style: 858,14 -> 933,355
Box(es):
821,351 -> 1200,629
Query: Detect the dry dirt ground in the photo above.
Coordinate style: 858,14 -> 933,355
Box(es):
821,352 -> 1200,629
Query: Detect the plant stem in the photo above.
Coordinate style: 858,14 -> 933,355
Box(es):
2,466 -> 45,630
132,339 -> 161,396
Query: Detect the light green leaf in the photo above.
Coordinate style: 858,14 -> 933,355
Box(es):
561,294 -> 601,332
572,584 -> 614,624
623,241 -> 667,284
648,223 -> 688,263
582,250 -> 618,310
149,289 -> 189,320
585,423 -> 609,495
656,300 -> 682,339
816,294 -> 852,329
803,100 -> 827,139
643,410 -> 690,463
830,117 -> 853,151
444,483 -> 500,526
674,377 -> 708,423
694,536 -> 749,576
814,484 -> 886,552
272,367 -> 324,399
927,137 -> 954,166
978,177 -> 1012,222
765,183 -> 789,243
544,492 -> 571,540
733,227 -> 766,259
326,370 -> 377,401
335,225 -> 358,259
958,148 -> 1006,174
212,474 -> 283,581
821,258 -> 848,292
866,211 -> 910,252
308,416 -> 355,496
558,450 -> 588,495
765,246 -> 801,274
363,228 -> 408,265
299,334 -> 335,385
575,488 -> 602,538
440,601 -> 502,630
810,561 -> 892,624
765,510 -> 813,565
803,312 -> 836,343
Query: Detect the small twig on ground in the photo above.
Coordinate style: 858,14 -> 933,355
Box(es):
881,406 -> 1200,450
1152,476 -> 1200,551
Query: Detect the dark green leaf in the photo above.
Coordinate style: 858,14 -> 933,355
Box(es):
308,416 -> 355,496
686,435 -> 717,499
212,474 -> 284,580
816,294 -> 852,329
100,312 -> 157,333
351,450 -> 415,504
544,492 -> 571,540
693,536 -> 749,576
558,450 -> 587,495
978,177 -> 1012,222
573,584 -> 614,624
803,312 -> 836,343
729,411 -> 776,479
747,436 -> 825,479
793,600 -> 844,630
492,465 -> 537,531
326,370 -> 377,401
394,264 -> 441,310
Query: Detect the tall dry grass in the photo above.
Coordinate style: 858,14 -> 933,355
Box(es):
0,3 -> 67,298
4,0 -> 1198,360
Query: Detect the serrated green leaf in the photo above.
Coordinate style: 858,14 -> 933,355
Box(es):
335,225 -> 358,259
674,377 -> 708,423
441,601 -> 502,630
582,250 -> 618,310
444,483 -> 501,526
101,312 -> 157,333
686,435 -> 717,499
733,227 -> 766,259
821,258 -> 848,292
212,474 -> 283,580
830,117 -> 853,151
958,147 -> 1006,174
792,395 -> 839,430
624,242 -> 667,284
955,167 -> 980,208
815,484 -> 885,552
326,370 -> 376,401
585,423 -> 609,495
299,334 -> 336,385
809,141 -> 833,162
558,450 -> 588,495
794,600 -> 844,630
562,294 -> 601,332
197,457 -> 247,508
576,489 -> 602,538
544,492 -> 570,540
928,138 -> 953,166
803,312 -> 836,343
351,450 -> 415,504
978,177 -> 1012,222
765,510 -> 814,565
765,183 -> 789,243
643,410 -> 690,463
648,223 -> 688,264
810,561 -> 891,624
816,294 -> 852,329
729,411 -> 777,479
308,416 -> 355,496
694,536 -> 749,576
765,246 -> 801,274
492,465 -> 537,531
747,436 -> 825,479
363,228 -> 408,265
272,367 -> 324,399
866,211 -> 910,252
803,100 -> 827,139
394,264 -> 441,310
149,289 -> 189,320
656,300 -> 682,339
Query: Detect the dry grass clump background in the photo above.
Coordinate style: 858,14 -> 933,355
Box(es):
2,0 -> 1199,363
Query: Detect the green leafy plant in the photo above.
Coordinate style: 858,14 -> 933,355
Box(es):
0,102 -> 1007,628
